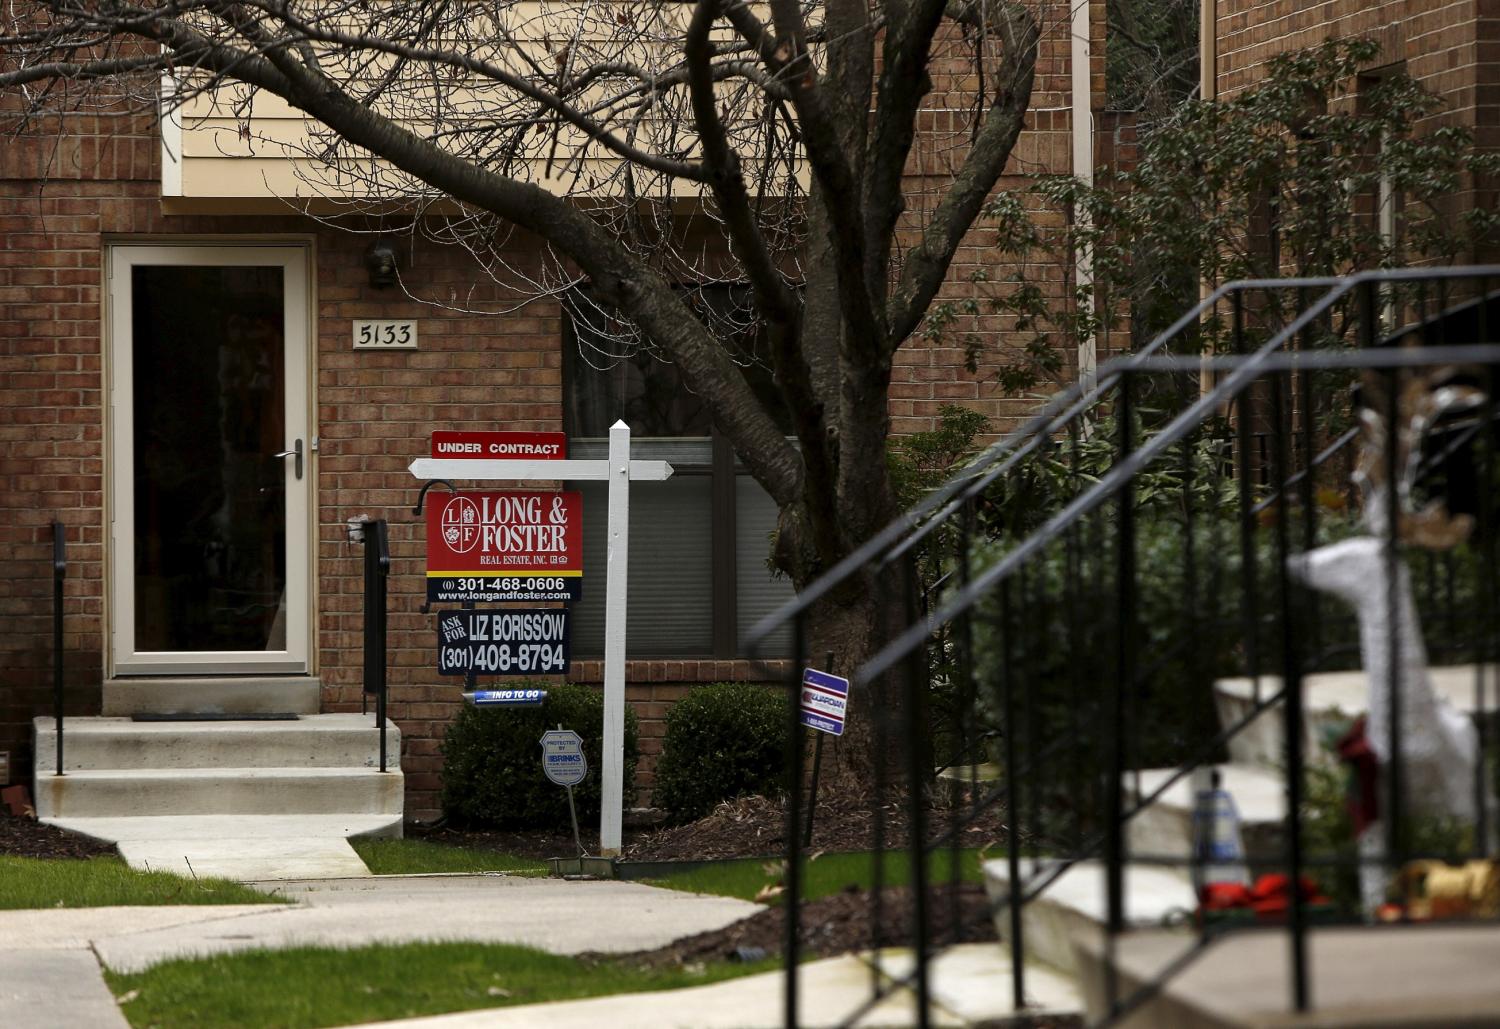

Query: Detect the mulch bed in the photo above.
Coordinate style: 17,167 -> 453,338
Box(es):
621,790 -> 1011,862
415,785 -> 1011,864
590,881 -> 1000,970
0,810 -> 116,860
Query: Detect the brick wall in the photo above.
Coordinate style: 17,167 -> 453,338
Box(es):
1214,0 -> 1498,259
0,115 -> 156,796
886,0 -> 1105,435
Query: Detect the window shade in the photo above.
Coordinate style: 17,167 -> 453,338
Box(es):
736,475 -> 795,656
570,474 -> 714,657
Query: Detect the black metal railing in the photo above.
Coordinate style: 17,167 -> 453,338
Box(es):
51,519 -> 65,778
749,266 -> 1500,1027
356,517 -> 392,773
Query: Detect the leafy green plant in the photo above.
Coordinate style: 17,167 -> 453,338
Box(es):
440,682 -> 638,830
942,38 -> 1500,396
652,682 -> 788,823
887,403 -> 991,511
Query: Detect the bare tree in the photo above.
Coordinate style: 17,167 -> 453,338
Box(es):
0,0 -> 1041,744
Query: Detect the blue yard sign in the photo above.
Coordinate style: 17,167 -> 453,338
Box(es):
463,689 -> 547,707
799,668 -> 849,736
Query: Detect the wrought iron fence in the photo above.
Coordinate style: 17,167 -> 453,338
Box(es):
748,266 -> 1500,1027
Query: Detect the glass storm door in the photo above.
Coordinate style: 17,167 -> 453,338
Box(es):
108,245 -> 311,674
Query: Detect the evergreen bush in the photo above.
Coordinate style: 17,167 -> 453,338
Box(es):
439,682 -> 638,830
652,682 -> 788,823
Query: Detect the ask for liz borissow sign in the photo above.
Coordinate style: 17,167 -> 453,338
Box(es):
425,431 -> 582,603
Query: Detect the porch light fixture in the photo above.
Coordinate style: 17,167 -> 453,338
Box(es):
364,239 -> 398,289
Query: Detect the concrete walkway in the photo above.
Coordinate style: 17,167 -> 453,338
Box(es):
0,874 -> 1075,1028
42,814 -> 401,880
0,874 -> 760,1028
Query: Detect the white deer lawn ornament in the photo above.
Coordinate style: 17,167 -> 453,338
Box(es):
1288,368 -> 1485,913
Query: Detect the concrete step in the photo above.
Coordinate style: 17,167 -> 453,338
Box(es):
1215,664 -> 1499,770
102,676 -> 321,716
1074,924 -> 1500,1027
34,766 -> 404,819
43,814 -> 402,880
33,714 -> 399,771
982,857 -> 1196,977
1126,764 -> 1287,872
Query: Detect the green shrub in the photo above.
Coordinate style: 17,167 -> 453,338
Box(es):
439,682 -> 638,830
652,682 -> 789,823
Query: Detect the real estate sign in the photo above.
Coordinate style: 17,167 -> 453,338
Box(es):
425,490 -> 582,602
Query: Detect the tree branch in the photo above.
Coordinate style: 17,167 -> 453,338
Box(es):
863,0 -> 948,306
686,0 -> 798,325
232,1 -> 715,183
886,0 -> 1038,345
721,0 -> 884,352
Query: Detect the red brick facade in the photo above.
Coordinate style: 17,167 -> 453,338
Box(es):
1212,0 -> 1500,255
0,4 -> 1101,820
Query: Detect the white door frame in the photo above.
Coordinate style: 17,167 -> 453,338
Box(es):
107,243 -> 313,675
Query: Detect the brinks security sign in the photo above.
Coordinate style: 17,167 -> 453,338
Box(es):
799,668 -> 850,736
437,609 -> 571,676
426,491 -> 582,603
541,729 -> 587,787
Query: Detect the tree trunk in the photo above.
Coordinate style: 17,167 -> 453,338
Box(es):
783,541 -> 925,787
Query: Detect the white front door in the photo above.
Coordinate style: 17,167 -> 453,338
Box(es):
108,244 -> 312,675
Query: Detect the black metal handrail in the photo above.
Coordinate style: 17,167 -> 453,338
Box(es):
51,519 -> 64,778
357,517 -> 392,773
750,275 -> 1349,636
753,265 -> 1500,1028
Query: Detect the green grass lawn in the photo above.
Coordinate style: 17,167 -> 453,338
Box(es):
105,941 -> 776,1029
349,838 -> 549,876
0,856 -> 283,910
652,847 -> 988,903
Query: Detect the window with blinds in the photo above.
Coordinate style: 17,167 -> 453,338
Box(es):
563,285 -> 795,659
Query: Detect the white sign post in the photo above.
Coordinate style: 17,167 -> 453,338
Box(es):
411,420 -> 666,856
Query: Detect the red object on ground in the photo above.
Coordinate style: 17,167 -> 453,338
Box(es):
1199,874 -> 1328,923
1200,882 -> 1253,910
1246,873 -> 1326,917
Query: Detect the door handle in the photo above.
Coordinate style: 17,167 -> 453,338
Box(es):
273,439 -> 304,480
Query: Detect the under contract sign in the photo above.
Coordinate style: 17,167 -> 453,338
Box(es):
431,430 -> 566,459
425,491 -> 583,602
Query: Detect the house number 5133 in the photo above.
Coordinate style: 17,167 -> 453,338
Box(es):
352,320 -> 418,349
